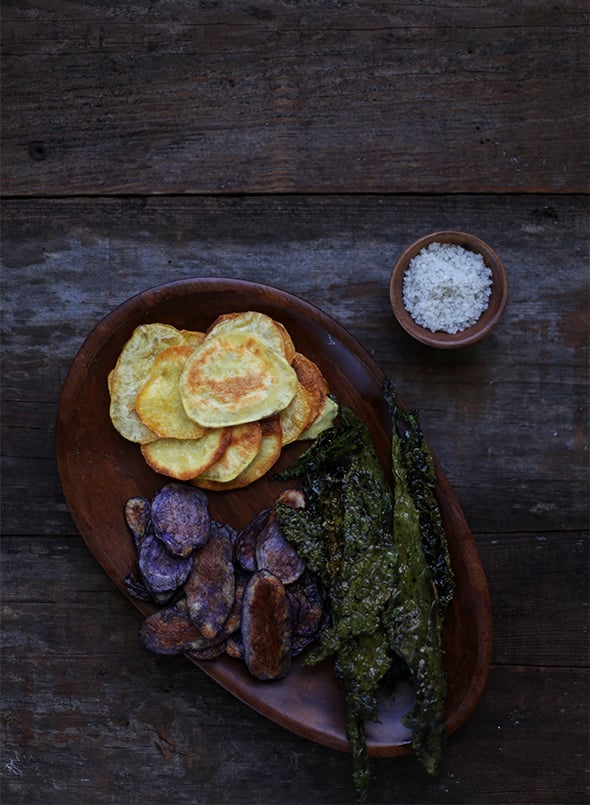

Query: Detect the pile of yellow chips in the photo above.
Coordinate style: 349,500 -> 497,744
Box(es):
108,311 -> 338,490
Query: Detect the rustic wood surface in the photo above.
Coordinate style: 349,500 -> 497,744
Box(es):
2,1 -> 589,195
1,2 -> 588,804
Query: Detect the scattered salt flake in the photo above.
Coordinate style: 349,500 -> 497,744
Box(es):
403,242 -> 492,333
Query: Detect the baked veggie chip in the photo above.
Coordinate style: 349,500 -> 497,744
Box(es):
206,310 -> 296,364
256,511 -> 305,585
242,570 -> 292,681
124,496 -> 152,549
224,565 -> 248,635
287,569 -> 326,654
235,508 -> 271,572
186,640 -> 228,661
196,422 -> 262,483
109,313 -> 335,487
298,395 -> 339,441
179,332 -> 298,428
138,532 -> 194,603
150,483 -> 210,558
179,329 -> 206,349
135,345 -> 208,440
140,599 -> 225,655
192,417 -> 282,490
109,323 -> 185,443
141,428 -> 230,481
185,521 -> 236,639
279,382 -> 314,445
291,352 -> 329,423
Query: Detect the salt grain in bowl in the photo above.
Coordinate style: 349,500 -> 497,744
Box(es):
402,242 -> 493,334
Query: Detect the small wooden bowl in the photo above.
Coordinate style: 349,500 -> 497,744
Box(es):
390,231 -> 508,348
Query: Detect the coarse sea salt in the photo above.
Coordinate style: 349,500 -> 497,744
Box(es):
402,242 -> 492,334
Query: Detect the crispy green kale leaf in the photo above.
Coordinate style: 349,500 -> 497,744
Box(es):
382,380 -> 448,775
274,387 -> 453,799
385,380 -> 455,618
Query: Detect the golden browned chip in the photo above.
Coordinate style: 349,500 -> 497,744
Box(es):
298,395 -> 339,440
135,345 -> 207,440
192,417 -> 282,490
279,381 -> 314,446
291,352 -> 329,426
206,311 -> 295,363
270,320 -> 296,364
180,332 -> 298,428
141,428 -> 231,481
196,421 -> 263,483
109,323 -> 185,443
180,330 -> 206,349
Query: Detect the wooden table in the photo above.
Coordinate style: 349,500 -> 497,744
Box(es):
2,3 -> 588,803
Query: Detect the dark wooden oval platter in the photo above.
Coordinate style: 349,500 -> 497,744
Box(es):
56,277 -> 493,757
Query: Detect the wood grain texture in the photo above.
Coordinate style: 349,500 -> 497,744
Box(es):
2,6 -> 589,795
2,0 -> 588,195
1,535 -> 587,804
1,193 -> 588,803
2,195 -> 588,537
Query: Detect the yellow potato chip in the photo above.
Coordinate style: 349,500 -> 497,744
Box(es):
108,312 -> 334,488
279,381 -> 314,446
298,395 -> 339,440
206,311 -> 295,363
180,330 -> 206,349
109,323 -> 185,443
271,320 -> 297,364
197,421 -> 263,483
140,428 -> 231,481
291,352 -> 329,426
192,417 -> 282,490
135,345 -> 207,440
180,331 -> 298,428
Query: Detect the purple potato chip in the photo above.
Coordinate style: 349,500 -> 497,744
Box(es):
256,511 -> 305,585
185,522 -> 235,639
186,640 -> 227,661
225,631 -> 244,659
139,531 -> 194,602
124,496 -> 152,549
150,483 -> 210,558
235,508 -> 271,572
123,571 -> 153,602
210,519 -> 238,548
140,599 -> 224,655
287,569 -> 326,638
241,570 -> 292,681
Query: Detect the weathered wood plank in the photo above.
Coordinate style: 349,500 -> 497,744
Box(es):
1,188 -> 588,803
2,5 -> 588,802
2,661 -> 586,805
2,1 -> 588,195
2,195 -> 588,537
1,581 -> 588,805
480,531 -> 589,668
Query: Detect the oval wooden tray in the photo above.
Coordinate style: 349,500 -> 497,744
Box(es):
56,277 -> 493,757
